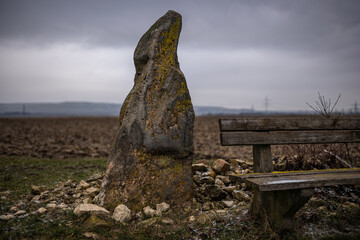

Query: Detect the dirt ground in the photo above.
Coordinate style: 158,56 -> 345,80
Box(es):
1,116 -> 359,167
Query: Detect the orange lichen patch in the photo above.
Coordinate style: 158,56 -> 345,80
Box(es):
145,16 -> 182,132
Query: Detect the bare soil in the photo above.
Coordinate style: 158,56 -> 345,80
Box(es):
1,116 -> 359,164
1,116 -> 359,167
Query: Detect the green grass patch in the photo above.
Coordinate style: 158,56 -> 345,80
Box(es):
0,155 -> 107,198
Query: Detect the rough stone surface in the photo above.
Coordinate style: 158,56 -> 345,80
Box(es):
37,207 -> 47,214
156,202 -> 170,213
143,206 -> 157,218
14,210 -> 26,216
0,214 -> 15,220
222,200 -> 235,208
31,185 -> 46,195
192,163 -> 209,172
99,10 -> 194,211
73,204 -> 110,216
212,159 -> 231,175
233,190 -> 251,202
161,218 -> 175,224
112,204 -> 132,223
205,185 -> 227,201
200,176 -> 215,185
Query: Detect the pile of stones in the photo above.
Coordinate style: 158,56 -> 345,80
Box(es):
1,158 -> 255,227
191,159 -> 253,210
0,173 -> 172,226
0,173 -> 104,221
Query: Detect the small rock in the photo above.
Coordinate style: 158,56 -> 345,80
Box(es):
9,206 -> 19,213
83,232 -> 100,239
0,214 -> 15,220
229,159 -> 241,173
212,159 -> 231,175
31,185 -> 46,195
200,176 -> 215,185
222,186 -> 237,194
318,206 -> 327,211
202,202 -> 214,211
350,192 -> 358,200
73,204 -> 110,216
37,207 -> 47,214
216,175 -> 231,185
215,209 -> 227,215
14,210 -> 26,216
84,187 -> 99,196
197,212 -> 217,224
112,204 -> 131,223
93,194 -> 99,203
161,218 -> 174,224
78,180 -> 90,190
143,206 -> 157,218
236,159 -> 249,169
57,203 -> 67,209
205,185 -> 227,200
136,211 -> 145,221
83,198 -> 92,204
46,203 -> 57,208
156,202 -> 170,216
193,175 -> 201,185
208,170 -> 217,179
73,193 -> 81,198
0,190 -> 11,195
189,215 -> 196,223
64,180 -> 77,188
233,190 -> 250,201
192,163 -> 209,172
137,218 -> 158,227
86,173 -> 103,183
215,178 -> 225,187
222,200 -> 235,208
31,195 -> 41,202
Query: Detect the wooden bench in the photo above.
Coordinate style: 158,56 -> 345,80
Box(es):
219,117 -> 360,230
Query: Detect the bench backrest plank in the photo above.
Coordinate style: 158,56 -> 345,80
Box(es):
219,118 -> 360,132
221,130 -> 360,145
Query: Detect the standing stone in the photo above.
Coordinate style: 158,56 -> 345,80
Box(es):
99,10 -> 194,211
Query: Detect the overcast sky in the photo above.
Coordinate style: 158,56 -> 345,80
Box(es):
0,0 -> 359,111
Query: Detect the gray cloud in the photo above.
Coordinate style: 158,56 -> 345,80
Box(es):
0,0 -> 359,111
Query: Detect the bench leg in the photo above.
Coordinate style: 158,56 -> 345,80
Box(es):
253,144 -> 273,173
251,188 -> 314,230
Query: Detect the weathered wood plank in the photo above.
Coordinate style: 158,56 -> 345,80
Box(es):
246,169 -> 360,191
219,118 -> 360,132
220,130 -> 360,145
229,168 -> 360,184
253,145 -> 273,173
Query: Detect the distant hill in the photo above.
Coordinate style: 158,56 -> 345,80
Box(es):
0,102 -> 305,117
0,102 -> 122,117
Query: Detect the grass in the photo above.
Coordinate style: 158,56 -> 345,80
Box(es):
0,155 -> 107,198
1,155 -> 360,239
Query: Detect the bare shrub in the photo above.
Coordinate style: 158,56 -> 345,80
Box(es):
306,92 -> 341,118
278,92 -> 357,170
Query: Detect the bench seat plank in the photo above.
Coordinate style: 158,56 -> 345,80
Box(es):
246,169 -> 360,191
230,168 -> 360,183
219,118 -> 360,131
221,130 -> 360,145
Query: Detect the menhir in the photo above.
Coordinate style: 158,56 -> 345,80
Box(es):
98,10 -> 194,212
